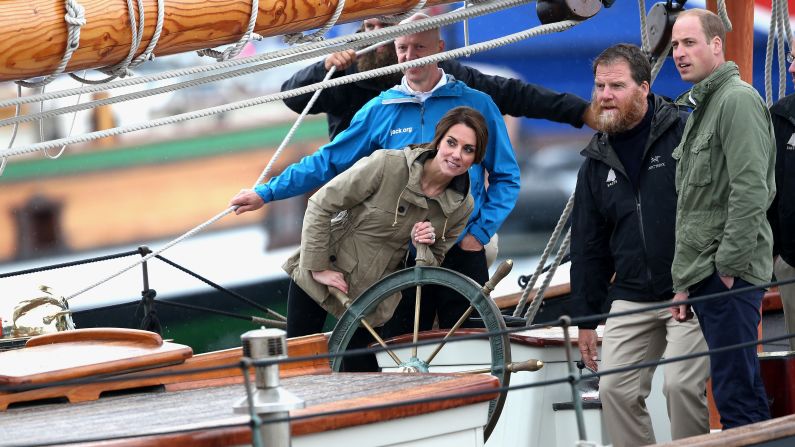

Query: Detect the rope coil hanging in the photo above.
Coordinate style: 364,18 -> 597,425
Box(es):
765,0 -> 792,106
198,0 -> 262,61
283,0 -> 347,44
15,0 -> 86,88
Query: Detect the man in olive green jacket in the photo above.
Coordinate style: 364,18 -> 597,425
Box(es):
669,9 -> 775,428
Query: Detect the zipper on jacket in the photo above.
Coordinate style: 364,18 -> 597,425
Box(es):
635,194 -> 655,289
420,103 -> 426,141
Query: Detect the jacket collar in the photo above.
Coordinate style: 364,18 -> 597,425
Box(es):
581,93 -> 681,173
675,61 -> 738,109
770,93 -> 795,126
381,75 -> 462,102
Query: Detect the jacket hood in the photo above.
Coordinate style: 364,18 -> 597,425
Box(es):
675,61 -> 738,108
581,93 -> 682,165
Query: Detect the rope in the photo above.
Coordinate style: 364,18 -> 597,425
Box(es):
52,18 -> 579,301
14,0 -> 86,88
0,0 -> 528,129
151,299 -> 287,328
250,40 -> 387,189
38,73 -> 87,160
716,0 -> 732,32
155,254 -> 287,321
129,0 -> 165,69
70,0 -> 145,84
284,0 -> 346,45
378,0 -> 428,24
523,229 -> 571,322
765,0 -> 791,106
0,249 -> 142,279
0,0 -> 533,109
0,84 -> 22,176
638,0 -> 650,53
513,191 -> 574,317
198,0 -> 262,61
0,19 -> 579,159
650,41 -> 671,84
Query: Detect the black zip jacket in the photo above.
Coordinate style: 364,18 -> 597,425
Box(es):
768,95 -> 795,267
570,94 -> 685,329
281,59 -> 590,139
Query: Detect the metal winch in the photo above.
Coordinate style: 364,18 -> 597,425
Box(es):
233,328 -> 305,447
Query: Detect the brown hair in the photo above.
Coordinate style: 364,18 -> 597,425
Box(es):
679,8 -> 726,54
427,106 -> 488,163
592,43 -> 651,86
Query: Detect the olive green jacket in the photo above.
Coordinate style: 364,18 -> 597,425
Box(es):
671,62 -> 776,292
283,146 -> 473,326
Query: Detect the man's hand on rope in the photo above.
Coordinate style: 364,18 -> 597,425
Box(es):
229,189 -> 265,215
312,270 -> 349,295
669,291 -> 694,322
324,49 -> 357,71
577,328 -> 599,371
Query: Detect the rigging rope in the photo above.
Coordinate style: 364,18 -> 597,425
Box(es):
0,18 -> 578,159
55,17 -> 580,302
198,0 -> 262,61
512,191 -> 573,318
14,0 -> 86,88
69,0 -> 145,84
284,0 -> 346,44
379,0 -> 428,24
0,0 -> 531,121
765,0 -> 792,106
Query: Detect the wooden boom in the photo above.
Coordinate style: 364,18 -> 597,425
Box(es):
0,0 -> 455,82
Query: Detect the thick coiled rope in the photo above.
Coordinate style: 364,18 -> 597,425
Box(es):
765,0 -> 791,106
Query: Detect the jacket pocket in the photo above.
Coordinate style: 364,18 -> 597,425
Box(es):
688,132 -> 712,186
330,239 -> 358,274
680,211 -> 723,251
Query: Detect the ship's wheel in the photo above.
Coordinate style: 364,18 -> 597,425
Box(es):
328,262 -> 513,440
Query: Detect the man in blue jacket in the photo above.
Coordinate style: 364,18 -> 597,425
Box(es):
231,14 -> 520,334
571,44 -> 709,446
281,17 -> 596,140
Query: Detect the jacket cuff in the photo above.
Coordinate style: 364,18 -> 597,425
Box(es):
715,263 -> 743,278
466,224 -> 491,246
254,184 -> 274,203
299,250 -> 331,272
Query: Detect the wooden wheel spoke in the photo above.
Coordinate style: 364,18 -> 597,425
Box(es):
424,306 -> 474,365
412,285 -> 422,359
359,318 -> 403,366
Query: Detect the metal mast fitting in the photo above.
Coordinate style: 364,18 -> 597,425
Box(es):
234,328 -> 305,447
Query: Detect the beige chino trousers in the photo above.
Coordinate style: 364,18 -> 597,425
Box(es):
600,300 -> 710,447
775,257 -> 795,351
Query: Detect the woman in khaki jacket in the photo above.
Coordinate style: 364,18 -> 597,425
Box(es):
284,106 -> 487,370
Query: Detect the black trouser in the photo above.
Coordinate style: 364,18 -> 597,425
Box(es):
381,243 -> 489,340
286,279 -> 379,372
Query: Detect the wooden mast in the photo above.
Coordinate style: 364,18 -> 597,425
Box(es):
706,0 -> 754,83
0,0 -> 457,82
